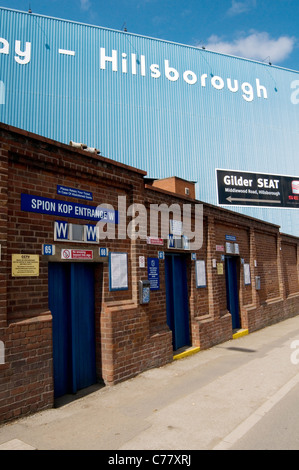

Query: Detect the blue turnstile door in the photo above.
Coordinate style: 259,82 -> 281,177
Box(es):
225,256 -> 240,329
165,254 -> 190,351
48,263 -> 97,398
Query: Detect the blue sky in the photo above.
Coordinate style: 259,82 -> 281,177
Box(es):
1,0 -> 299,70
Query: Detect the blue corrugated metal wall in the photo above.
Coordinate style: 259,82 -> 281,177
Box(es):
1,7 -> 299,235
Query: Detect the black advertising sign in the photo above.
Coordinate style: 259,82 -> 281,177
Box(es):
216,169 -> 299,208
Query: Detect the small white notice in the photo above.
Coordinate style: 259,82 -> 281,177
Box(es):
109,252 -> 128,291
244,263 -> 251,285
196,260 -> 206,288
0,340 -> 4,365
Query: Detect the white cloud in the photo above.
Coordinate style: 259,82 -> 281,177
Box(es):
227,0 -> 256,16
204,32 -> 296,64
80,0 -> 91,11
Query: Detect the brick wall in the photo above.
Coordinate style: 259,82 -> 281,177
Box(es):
255,231 -> 280,302
0,315 -> 52,423
0,143 -> 8,330
1,123 -> 299,423
145,184 -> 299,348
281,238 -> 299,296
151,177 -> 196,199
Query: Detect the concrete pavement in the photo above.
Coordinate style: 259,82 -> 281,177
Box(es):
1,315 -> 299,450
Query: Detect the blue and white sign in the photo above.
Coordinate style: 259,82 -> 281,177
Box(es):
142,285 -> 150,304
42,244 -> 55,256
168,234 -> 175,248
21,194 -> 117,223
57,185 -> 93,201
54,221 -> 68,240
225,234 -> 237,242
158,251 -> 165,260
147,257 -> 160,290
85,224 -> 98,242
99,247 -> 109,257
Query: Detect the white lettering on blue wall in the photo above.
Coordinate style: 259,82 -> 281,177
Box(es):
291,80 -> 299,104
0,37 -> 31,64
0,36 -> 271,102
100,47 -> 268,102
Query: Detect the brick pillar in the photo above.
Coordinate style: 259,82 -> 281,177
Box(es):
249,227 -> 260,308
0,143 -> 8,329
206,216 -> 219,319
127,184 -> 148,304
277,233 -> 286,300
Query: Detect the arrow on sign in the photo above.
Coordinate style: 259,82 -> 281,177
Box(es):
226,196 -> 281,204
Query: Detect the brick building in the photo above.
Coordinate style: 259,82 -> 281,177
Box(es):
0,123 -> 299,423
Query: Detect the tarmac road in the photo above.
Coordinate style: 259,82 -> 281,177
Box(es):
1,315 -> 299,451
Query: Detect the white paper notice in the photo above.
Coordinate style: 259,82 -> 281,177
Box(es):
244,263 -> 251,285
110,253 -> 128,290
196,260 -> 206,287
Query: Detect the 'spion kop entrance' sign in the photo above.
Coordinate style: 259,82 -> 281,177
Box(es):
216,169 -> 299,208
21,194 -> 117,222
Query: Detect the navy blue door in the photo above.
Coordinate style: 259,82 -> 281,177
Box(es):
165,255 -> 190,351
225,257 -> 240,329
48,263 -> 96,398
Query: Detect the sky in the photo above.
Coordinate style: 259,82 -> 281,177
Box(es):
0,0 -> 299,71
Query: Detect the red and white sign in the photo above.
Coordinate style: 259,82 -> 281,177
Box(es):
146,237 -> 164,246
292,180 -> 299,194
61,249 -> 93,260
216,245 -> 225,252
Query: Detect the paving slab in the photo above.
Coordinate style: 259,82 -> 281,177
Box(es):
1,316 -> 299,450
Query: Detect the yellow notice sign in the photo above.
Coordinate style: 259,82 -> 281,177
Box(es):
217,263 -> 224,275
12,254 -> 39,277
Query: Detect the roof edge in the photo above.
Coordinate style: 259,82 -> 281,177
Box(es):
1,7 -> 298,74
0,122 -> 147,176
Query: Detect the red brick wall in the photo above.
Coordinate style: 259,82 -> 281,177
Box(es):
0,144 -> 8,330
151,177 -> 196,199
255,231 -> 280,302
0,315 -> 53,423
1,124 -> 299,424
281,241 -> 298,296
101,302 -> 172,384
6,152 -> 139,320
